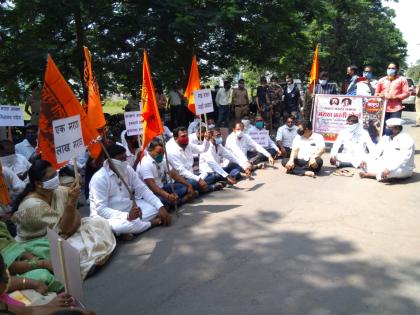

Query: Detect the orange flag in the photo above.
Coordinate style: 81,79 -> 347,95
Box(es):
39,55 -> 99,169
184,55 -> 201,114
309,44 -> 320,95
141,50 -> 163,153
0,171 -> 11,206
83,46 -> 105,159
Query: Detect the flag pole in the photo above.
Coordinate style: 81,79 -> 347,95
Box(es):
161,135 -> 179,216
72,158 -> 79,182
203,113 -> 208,131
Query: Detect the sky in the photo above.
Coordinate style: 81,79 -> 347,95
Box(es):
384,0 -> 420,65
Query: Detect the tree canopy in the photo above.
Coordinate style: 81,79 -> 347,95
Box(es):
0,0 -> 407,103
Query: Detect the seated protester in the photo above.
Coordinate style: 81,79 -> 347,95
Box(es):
89,144 -> 171,241
225,122 -> 275,168
137,138 -> 196,207
13,160 -> 116,279
189,126 -> 206,146
15,124 -> 37,162
207,118 -> 216,129
123,132 -> 141,169
282,120 -> 325,177
360,118 -> 415,181
0,140 -> 31,182
241,114 -> 253,134
187,115 -> 207,135
166,127 -> 224,194
276,115 -> 299,158
246,115 -> 281,163
0,161 -> 25,204
330,115 -> 376,168
200,128 -> 250,184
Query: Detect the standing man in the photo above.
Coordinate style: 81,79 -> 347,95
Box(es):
342,65 -> 359,95
276,115 -> 299,158
231,79 -> 250,122
215,81 -> 232,128
25,82 -> 41,126
168,83 -> 186,128
356,65 -> 377,96
256,77 -> 271,130
267,76 -> 284,128
282,121 -> 325,177
283,74 -> 301,121
314,71 -> 337,95
375,62 -> 409,123
125,89 -> 140,112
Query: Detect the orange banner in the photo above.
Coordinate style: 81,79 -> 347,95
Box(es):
39,55 -> 98,169
309,44 -> 320,95
141,50 -> 163,154
0,172 -> 11,206
184,55 -> 201,114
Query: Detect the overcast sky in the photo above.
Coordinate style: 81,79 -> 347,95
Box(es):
384,0 -> 419,65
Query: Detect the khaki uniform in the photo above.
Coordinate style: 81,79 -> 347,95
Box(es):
231,88 -> 249,121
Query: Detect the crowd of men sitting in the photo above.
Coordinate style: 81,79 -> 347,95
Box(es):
0,61 -> 416,313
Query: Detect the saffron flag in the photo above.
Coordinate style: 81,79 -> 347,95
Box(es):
309,44 -> 320,95
83,46 -> 105,159
0,171 -> 11,206
39,55 -> 98,169
141,50 -> 163,154
184,55 -> 201,114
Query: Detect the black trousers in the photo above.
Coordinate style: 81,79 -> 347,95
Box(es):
247,148 -> 278,165
281,157 -> 323,174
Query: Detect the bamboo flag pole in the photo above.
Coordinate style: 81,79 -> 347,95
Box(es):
72,158 -> 79,182
203,113 -> 209,131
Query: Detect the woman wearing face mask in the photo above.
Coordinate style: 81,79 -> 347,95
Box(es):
12,160 -> 116,279
375,62 -> 410,124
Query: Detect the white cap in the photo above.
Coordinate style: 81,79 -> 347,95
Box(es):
385,118 -> 404,126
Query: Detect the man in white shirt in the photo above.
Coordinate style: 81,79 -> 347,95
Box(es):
0,161 -> 25,204
15,124 -> 37,161
89,144 -> 171,241
200,128 -> 250,184
360,118 -> 415,181
246,115 -> 280,164
168,84 -> 186,128
122,132 -> 141,169
276,115 -> 299,158
215,81 -> 232,127
330,115 -> 376,168
282,121 -> 326,177
225,122 -> 275,168
0,140 -> 31,182
166,127 -> 223,193
138,138 -> 196,207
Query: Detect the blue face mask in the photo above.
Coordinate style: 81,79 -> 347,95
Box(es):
387,69 -> 396,76
255,121 -> 264,129
215,137 -> 223,145
154,154 -> 164,164
363,72 -> 373,80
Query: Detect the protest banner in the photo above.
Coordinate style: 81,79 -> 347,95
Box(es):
0,105 -> 24,126
312,95 -> 385,142
248,129 -> 269,147
47,228 -> 85,307
124,111 -> 143,136
193,89 -> 214,115
52,115 -> 85,164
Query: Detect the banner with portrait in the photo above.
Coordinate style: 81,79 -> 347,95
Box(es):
312,95 -> 386,143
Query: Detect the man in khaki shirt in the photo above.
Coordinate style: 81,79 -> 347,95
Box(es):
231,79 -> 250,121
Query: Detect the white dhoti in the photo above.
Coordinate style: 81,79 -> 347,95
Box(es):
365,159 -> 413,181
336,153 -> 364,168
107,199 -> 159,235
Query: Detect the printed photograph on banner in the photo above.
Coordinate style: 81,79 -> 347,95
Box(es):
193,89 -> 214,115
0,105 -> 24,126
312,95 -> 385,143
124,111 -> 143,136
52,115 -> 85,163
248,129 -> 269,147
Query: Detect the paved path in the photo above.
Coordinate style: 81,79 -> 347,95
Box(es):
84,112 -> 420,315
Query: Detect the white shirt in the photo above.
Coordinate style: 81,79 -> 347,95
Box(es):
199,142 -> 247,177
215,88 -> 232,106
0,154 -> 31,176
166,137 -> 210,181
89,161 -> 163,220
15,139 -> 36,160
331,126 -> 375,158
374,132 -> 415,172
356,80 -> 378,96
292,132 -> 325,161
2,166 -> 25,202
276,125 -> 299,148
168,89 -> 182,106
246,126 -> 279,152
137,154 -> 170,188
225,132 -> 271,162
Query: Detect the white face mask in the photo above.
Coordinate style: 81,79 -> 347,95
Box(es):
235,130 -> 243,138
208,124 -> 216,129
319,80 -> 327,85
111,159 -> 128,179
347,123 -> 359,133
241,119 -> 250,128
42,174 -> 60,190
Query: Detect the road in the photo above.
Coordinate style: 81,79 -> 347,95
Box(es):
83,112 -> 420,315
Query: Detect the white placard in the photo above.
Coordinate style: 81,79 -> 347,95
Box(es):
193,89 -> 214,115
47,228 -> 84,306
52,115 -> 85,163
248,129 -> 269,147
124,111 -> 143,136
0,105 -> 24,126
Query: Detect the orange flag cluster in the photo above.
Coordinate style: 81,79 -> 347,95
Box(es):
184,55 -> 201,115
141,50 -> 164,154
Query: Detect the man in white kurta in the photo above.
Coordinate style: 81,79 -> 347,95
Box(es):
0,140 -> 32,182
360,118 -> 415,181
330,115 -> 376,168
89,144 -> 170,237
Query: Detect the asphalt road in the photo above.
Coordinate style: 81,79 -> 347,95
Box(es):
83,112 -> 420,315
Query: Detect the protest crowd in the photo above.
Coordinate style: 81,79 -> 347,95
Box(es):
0,47 -> 417,315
